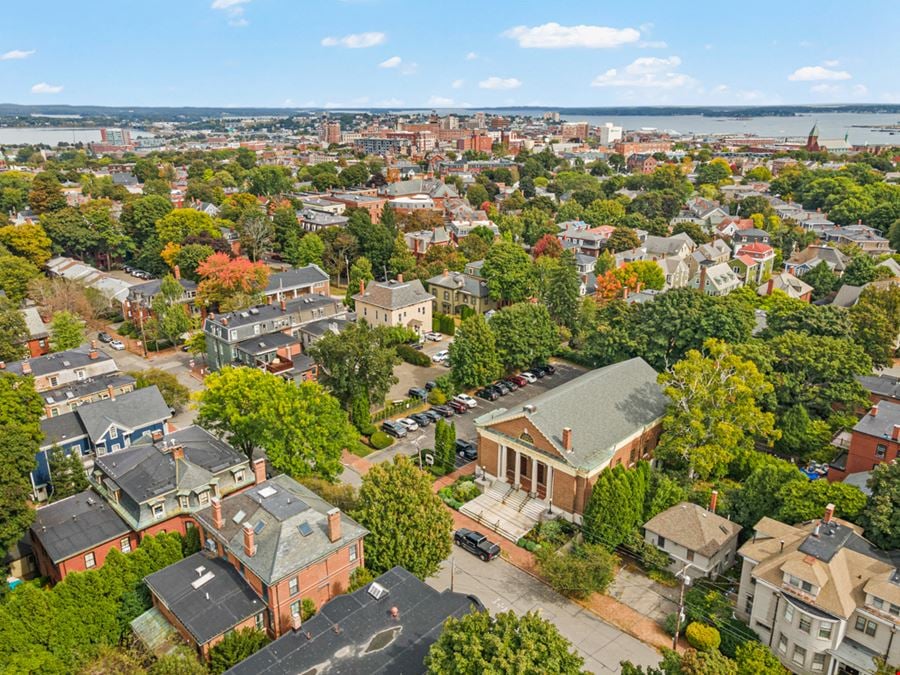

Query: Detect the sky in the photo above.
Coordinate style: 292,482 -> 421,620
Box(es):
1,0 -> 899,109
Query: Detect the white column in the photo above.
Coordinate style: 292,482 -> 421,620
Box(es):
498,444 -> 505,479
546,465 -> 553,502
530,456 -> 538,497
513,450 -> 521,488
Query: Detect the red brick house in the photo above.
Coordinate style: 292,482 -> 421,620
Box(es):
829,401 -> 900,481
627,153 -> 658,174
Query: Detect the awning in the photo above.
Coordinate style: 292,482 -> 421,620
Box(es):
827,638 -> 880,675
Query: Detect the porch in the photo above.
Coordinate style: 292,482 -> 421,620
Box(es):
459,480 -> 550,542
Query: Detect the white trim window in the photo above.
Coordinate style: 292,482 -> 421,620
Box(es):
152,502 -> 165,520
120,537 -> 131,553
84,552 -> 96,568
289,577 -> 299,596
811,653 -> 826,672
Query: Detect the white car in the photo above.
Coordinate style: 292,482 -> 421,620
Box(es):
398,417 -> 419,432
424,331 -> 443,342
453,393 -> 478,409
109,339 -> 126,351
520,371 -> 537,384
432,350 -> 450,362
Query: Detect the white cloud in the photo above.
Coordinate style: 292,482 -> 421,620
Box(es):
400,61 -> 418,75
0,49 -> 35,60
479,76 -> 521,90
788,65 -> 851,81
31,82 -> 63,94
503,22 -> 640,49
211,0 -> 251,26
451,79 -> 464,89
211,0 -> 250,8
321,32 -> 386,48
465,52 -> 478,61
822,59 -> 840,67
591,56 -> 694,89
379,56 -> 402,68
428,96 -> 454,106
638,40 -> 668,49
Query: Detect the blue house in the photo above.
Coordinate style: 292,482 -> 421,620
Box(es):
34,385 -> 172,501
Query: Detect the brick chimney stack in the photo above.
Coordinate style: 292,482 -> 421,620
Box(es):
280,298 -> 287,312
710,490 -> 718,513
562,427 -> 572,451
767,277 -> 775,295
871,405 -> 879,417
171,444 -> 184,462
699,265 -> 708,293
892,425 -> 900,442
242,522 -> 256,557
212,497 -> 223,529
174,264 -> 181,280
823,503 -> 835,524
107,384 -> 116,401
21,360 -> 31,375
327,508 -> 341,543
359,279 -> 365,294
253,457 -> 266,485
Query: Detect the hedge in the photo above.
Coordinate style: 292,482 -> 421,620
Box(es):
432,313 -> 456,336
369,430 -> 394,450
396,344 -> 431,367
685,622 -> 721,652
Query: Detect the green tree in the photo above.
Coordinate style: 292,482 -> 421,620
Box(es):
449,314 -> 503,388
466,183 -> 490,208
542,252 -> 581,330
433,419 -> 456,472
606,227 -> 641,253
656,339 -> 778,479
236,211 -> 274,262
696,158 -> 733,185
483,240 -> 533,303
583,463 -> 649,550
583,199 -> 626,227
120,194 -> 173,245
861,460 -> 900,550
489,302 -> 558,371
149,647 -> 208,675
49,310 -> 84,352
842,253 -> 887,286
155,208 -> 220,245
48,446 -> 89,501
729,455 -> 806,530
28,172 -> 66,214
619,260 -> 666,291
339,163 -> 370,188
536,543 -> 617,599
208,628 -> 270,674
0,254 -> 41,303
353,455 -> 452,578
288,232 -> 326,268
426,610 -> 586,675
0,222 -> 53,267
0,298 -> 28,361
734,642 -> 787,675
387,232 -> 416,278
776,478 -> 868,523
129,368 -> 190,412
173,243 -> 215,282
345,256 -> 374,309
150,275 -> 192,346
307,319 -> 399,409
247,165 -> 293,196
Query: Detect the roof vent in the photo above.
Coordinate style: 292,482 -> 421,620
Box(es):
523,404 -> 536,413
191,571 -> 215,589
257,486 -> 277,498
367,582 -> 389,601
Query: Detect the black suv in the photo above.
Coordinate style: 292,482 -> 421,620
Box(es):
455,440 -> 477,461
408,387 -> 428,399
454,528 -> 501,561
410,412 -> 432,427
430,405 -> 455,418
477,387 -> 499,401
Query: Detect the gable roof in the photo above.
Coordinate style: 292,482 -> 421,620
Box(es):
354,279 -> 434,310
266,265 -> 329,293
4,347 -> 115,377
76,385 -> 171,443
31,489 -> 131,562
758,272 -> 813,299
644,502 -> 741,557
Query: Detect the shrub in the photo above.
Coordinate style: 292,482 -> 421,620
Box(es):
536,543 -> 617,599
427,389 -> 447,405
297,477 -> 359,513
350,395 -> 376,435
369,430 -> 394,450
301,598 -> 317,621
349,566 -> 375,592
685,622 -> 721,652
182,526 -> 200,556
459,305 -> 475,320
397,343 -> 431,367
208,628 -> 270,674
663,612 -> 679,637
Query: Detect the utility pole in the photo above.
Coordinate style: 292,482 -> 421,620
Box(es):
450,556 -> 455,592
672,564 -> 691,650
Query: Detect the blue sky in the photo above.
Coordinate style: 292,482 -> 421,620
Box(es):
1,0 -> 898,108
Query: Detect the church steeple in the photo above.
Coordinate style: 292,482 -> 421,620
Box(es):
806,122 -> 820,151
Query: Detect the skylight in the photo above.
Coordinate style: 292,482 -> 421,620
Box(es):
191,571 -> 215,589
232,510 -> 246,524
258,486 -> 277,498
298,521 -> 313,537
253,520 -> 266,534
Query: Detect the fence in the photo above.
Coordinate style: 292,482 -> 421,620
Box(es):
371,396 -> 426,422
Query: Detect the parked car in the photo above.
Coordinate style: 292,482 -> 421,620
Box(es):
493,381 -> 511,395
409,342 -> 424,351
431,405 -> 455,418
477,387 -> 499,401
532,363 -> 555,376
397,417 -> 419,432
525,367 -> 544,379
408,387 -> 428,399
509,374 -> 528,387
454,528 -> 501,562
97,331 -> 112,343
519,371 -> 537,384
410,412 -> 432,427
380,420 -> 408,439
453,393 -> 477,409
421,409 -> 443,423
432,350 -> 450,363
425,380 -> 437,391
448,399 -> 468,414
543,363 -> 556,375
455,440 -> 477,461
424,331 -> 443,342
109,339 -> 126,351
502,379 -> 519,392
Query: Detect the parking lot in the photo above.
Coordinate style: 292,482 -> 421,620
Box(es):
368,361 -> 586,466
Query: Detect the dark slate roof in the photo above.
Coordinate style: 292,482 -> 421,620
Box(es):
226,567 -> 480,675
127,277 -> 197,300
40,411 -> 88,448
856,374 -> 900,401
76,385 -> 171,443
236,332 -> 299,356
194,475 -> 368,585
94,426 -> 247,504
31,489 -> 131,562
297,208 -> 349,228
41,372 -> 137,406
853,401 -> 900,440
299,316 -> 353,338
4,347 -> 114,377
144,553 -> 265,645
210,294 -> 336,329
266,265 -> 329,293
476,357 -> 668,472
354,279 -> 434,310
427,272 -> 490,298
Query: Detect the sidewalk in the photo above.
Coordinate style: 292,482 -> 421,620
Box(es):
341,449 -> 373,477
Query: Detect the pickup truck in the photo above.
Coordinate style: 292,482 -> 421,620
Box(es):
454,528 -> 501,562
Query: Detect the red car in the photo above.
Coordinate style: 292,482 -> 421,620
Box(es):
448,399 -> 468,414
509,374 -> 528,387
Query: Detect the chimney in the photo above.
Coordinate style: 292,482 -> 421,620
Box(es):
253,457 -> 266,484
171,444 -> 184,462
242,522 -> 256,557
280,298 -> 287,312
635,282 -> 642,293
699,265 -> 708,292
359,279 -> 365,294
397,273 -> 403,283
174,264 -> 181,280
212,497 -> 223,529
107,384 -> 116,401
390,606 -> 399,620
0,361 -> 5,369
291,613 -> 302,631
823,503 -> 835,524
89,346 -> 98,360
622,286 -> 629,299
221,317 -> 228,326
892,425 -> 900,442
767,277 -> 775,295
709,490 -> 718,513
327,507 -> 341,543
562,427 -> 572,451
21,360 -> 31,375
443,268 -> 449,277
871,405 -> 879,418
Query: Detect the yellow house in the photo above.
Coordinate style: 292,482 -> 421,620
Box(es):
353,277 -> 434,337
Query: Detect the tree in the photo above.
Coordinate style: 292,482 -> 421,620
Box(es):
288,232 -> 326,268
607,227 -> 642,253
734,642 -> 787,675
347,209 -> 395,274
28,172 -> 66,214
155,208 -> 220,245
338,163 -> 370,188
208,628 -> 270,674
196,253 -> 269,311
150,275 -> 192,346
861,461 -> 900,549
776,479 -> 867,524
0,254 -> 40,303
466,183 -> 490,208
489,302 -> 559,371
537,543 -> 617,599
583,463 -> 649,550
149,648 -> 208,675
542,253 -> 581,330
426,610 -> 586,675
353,455 -> 452,578
247,165 -> 293,196
583,199 -> 626,227
533,232 -> 563,259
482,240 -> 533,304
48,446 -> 89,501
656,339 -> 778,479
0,223 -> 52,267
387,232 -> 416,278
696,158 -> 733,186
433,419 -> 456,472
173,243 -> 215,282
306,320 -> 399,409
618,260 -> 665,291
344,256 -> 374,309
843,253 -> 888,287
129,368 -> 190,412
729,455 -> 805,530
120,195 -> 173,245
0,298 -> 28,361
236,210 -> 274,262
49,310 -> 85,351
449,314 -> 502,389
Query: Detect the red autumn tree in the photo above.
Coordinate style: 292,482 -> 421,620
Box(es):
197,253 -> 270,311
533,233 -> 563,259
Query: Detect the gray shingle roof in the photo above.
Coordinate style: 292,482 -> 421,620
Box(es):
354,279 -> 434,310
4,347 -> 114,377
236,332 -> 298,356
41,373 -> 136,406
853,401 -> 900,440
144,553 -> 265,645
77,385 -> 171,443
476,357 -> 668,472
644,502 -> 741,557
856,374 -> 900,401
266,265 -> 330,293
31,489 -> 131,562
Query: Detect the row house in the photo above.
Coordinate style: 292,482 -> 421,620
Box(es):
41,372 -> 136,418
693,261 -> 743,296
143,475 -> 368,658
295,207 -> 348,232
856,374 -> 900,408
816,225 -> 893,257
785,245 -> 851,277
689,239 -> 732,277
736,507 -> 900,675
264,265 -> 331,303
829,402 -> 900,482
2,345 -> 118,391
759,272 -> 814,303
233,332 -> 318,384
123,275 -> 199,323
19,307 -> 51,357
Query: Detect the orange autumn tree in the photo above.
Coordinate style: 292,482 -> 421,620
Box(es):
197,252 -> 270,311
594,266 -> 640,302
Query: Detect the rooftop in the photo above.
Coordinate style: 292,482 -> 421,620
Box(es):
644,502 -> 741,557
2,346 -> 114,377
354,279 -> 434,311
853,401 -> 900,441
31,489 -> 131,563
266,265 -> 330,293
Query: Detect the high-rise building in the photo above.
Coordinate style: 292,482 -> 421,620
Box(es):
99,128 -> 132,146
598,122 -> 624,146
561,122 -> 590,140
318,120 -> 341,145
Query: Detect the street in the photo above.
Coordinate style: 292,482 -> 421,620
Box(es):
428,550 -> 662,674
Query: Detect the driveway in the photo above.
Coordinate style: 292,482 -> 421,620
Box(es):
428,550 -> 661,674
368,362 -> 586,466
386,337 -> 453,401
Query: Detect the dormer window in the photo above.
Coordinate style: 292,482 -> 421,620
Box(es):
198,490 -> 210,505
785,574 -> 815,595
